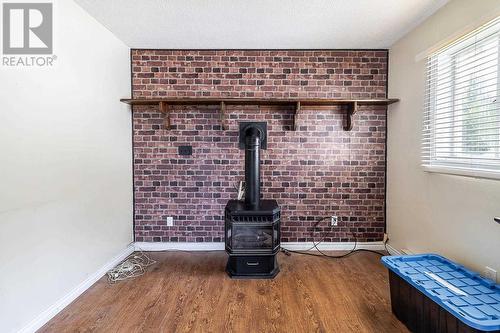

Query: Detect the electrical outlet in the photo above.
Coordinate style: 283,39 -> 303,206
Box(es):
166,216 -> 174,227
331,216 -> 338,226
484,266 -> 497,282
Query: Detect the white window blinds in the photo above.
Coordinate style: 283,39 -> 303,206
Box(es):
422,17 -> 500,177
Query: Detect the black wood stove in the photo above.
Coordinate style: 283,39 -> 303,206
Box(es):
225,122 -> 281,279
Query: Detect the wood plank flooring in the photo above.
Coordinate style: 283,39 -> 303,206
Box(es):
40,251 -> 409,333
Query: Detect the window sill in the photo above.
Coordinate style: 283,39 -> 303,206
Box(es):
422,165 -> 500,181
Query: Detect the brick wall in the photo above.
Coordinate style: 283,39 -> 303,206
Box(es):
132,50 -> 388,243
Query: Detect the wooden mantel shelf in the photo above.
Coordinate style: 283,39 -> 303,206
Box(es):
120,97 -> 399,131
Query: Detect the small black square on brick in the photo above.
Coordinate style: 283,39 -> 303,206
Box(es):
178,146 -> 192,156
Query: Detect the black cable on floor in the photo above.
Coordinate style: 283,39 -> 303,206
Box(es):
280,216 -> 387,259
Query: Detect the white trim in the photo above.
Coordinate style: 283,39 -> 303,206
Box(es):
423,165 -> 500,181
134,242 -> 225,251
385,243 -> 402,256
18,244 -> 135,333
280,241 -> 385,251
135,241 -> 386,252
415,8 -> 500,62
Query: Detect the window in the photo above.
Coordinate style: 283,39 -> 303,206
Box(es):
422,17 -> 500,179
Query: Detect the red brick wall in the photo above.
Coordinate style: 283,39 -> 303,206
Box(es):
132,50 -> 388,243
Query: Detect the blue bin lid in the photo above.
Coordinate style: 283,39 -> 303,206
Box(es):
382,254 -> 500,332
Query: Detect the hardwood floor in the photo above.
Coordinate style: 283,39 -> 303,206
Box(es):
40,251 -> 409,333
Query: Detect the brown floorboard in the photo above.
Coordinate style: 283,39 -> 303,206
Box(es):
39,251 -> 409,333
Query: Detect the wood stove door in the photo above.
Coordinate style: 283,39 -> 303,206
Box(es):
232,225 -> 273,250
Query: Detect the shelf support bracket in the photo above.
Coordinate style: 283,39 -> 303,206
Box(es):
343,101 -> 358,131
294,101 -> 301,131
220,101 -> 227,130
159,101 -> 170,129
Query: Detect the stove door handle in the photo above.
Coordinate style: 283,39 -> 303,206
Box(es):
246,261 -> 260,266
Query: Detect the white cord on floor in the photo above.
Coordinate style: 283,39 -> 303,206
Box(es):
107,250 -> 156,284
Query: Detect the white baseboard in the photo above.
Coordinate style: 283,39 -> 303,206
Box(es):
134,241 -> 386,252
134,242 -> 225,251
385,243 -> 402,255
18,244 -> 135,333
281,241 -> 386,251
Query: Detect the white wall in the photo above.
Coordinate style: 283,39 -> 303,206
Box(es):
388,0 -> 500,277
0,1 -> 132,332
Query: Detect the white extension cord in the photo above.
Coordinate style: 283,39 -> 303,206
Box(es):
107,250 -> 156,284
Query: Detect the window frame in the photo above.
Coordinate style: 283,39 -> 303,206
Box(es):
422,18 -> 500,180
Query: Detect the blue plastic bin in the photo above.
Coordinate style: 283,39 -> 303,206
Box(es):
382,254 -> 500,332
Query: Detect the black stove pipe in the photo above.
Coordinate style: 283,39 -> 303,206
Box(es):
244,126 -> 261,210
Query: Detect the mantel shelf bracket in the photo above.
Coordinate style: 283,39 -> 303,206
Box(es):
294,101 -> 301,131
343,101 -> 358,131
220,101 -> 227,130
159,101 -> 170,129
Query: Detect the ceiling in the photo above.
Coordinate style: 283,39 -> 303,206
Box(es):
75,0 -> 449,49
